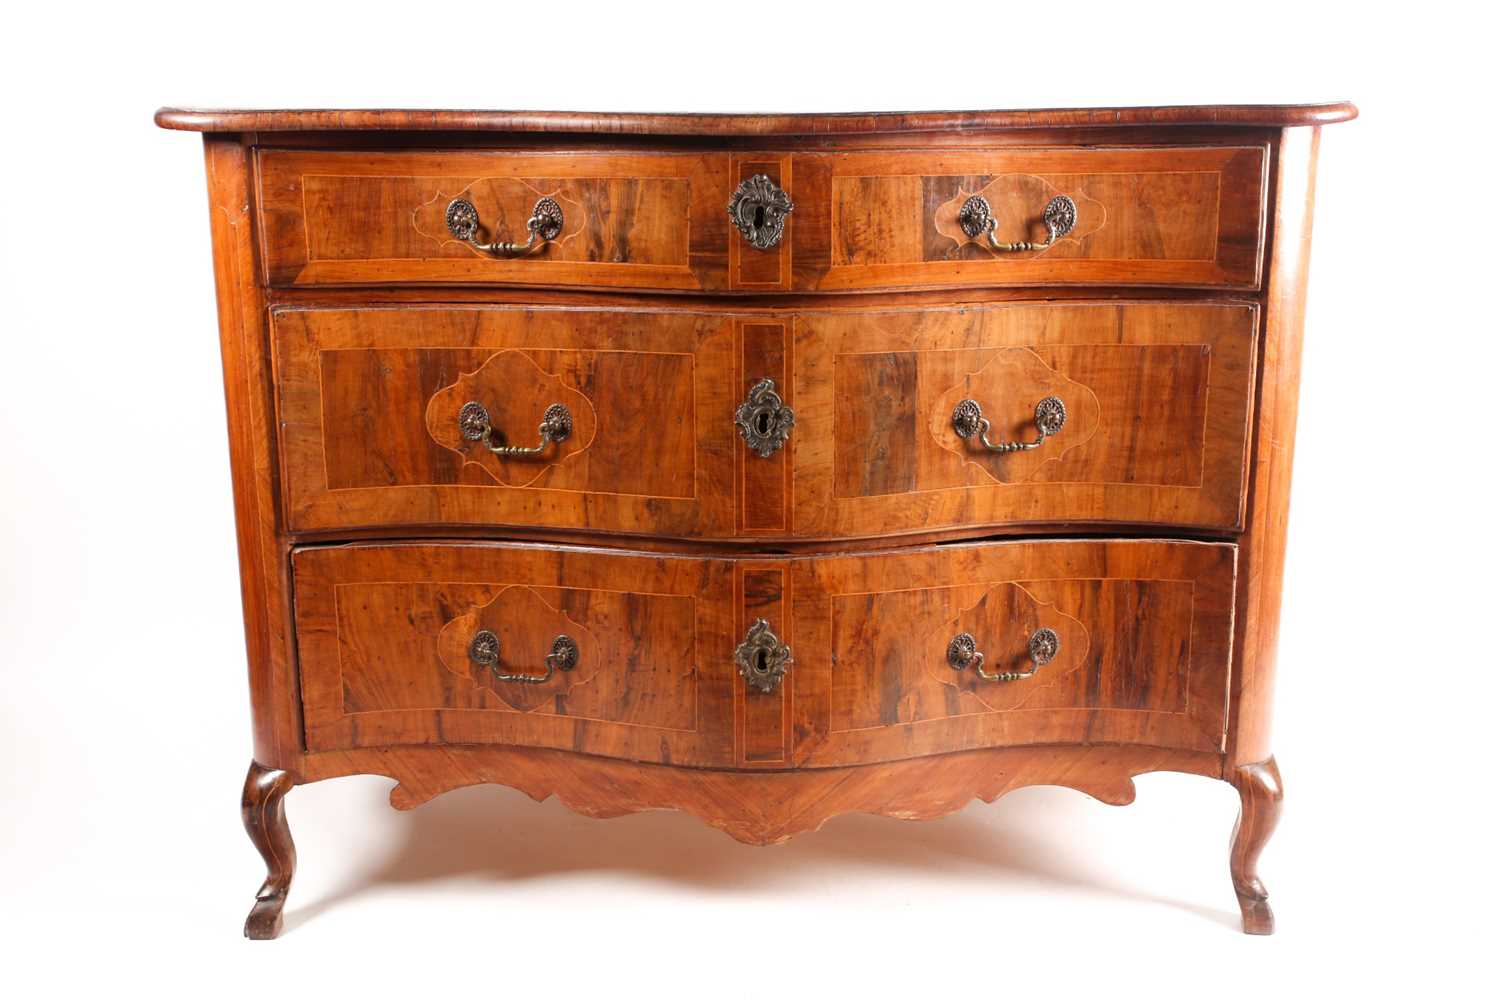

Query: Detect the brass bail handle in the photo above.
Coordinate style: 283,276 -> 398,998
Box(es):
458,400 -> 573,458
468,631 -> 580,684
947,627 -> 1059,683
958,193 -> 1078,252
952,396 -> 1067,453
446,196 -> 565,257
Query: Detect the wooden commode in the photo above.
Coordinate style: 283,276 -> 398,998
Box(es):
156,103 -> 1355,936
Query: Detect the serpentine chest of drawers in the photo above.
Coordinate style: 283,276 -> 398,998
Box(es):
156,102 -> 1355,937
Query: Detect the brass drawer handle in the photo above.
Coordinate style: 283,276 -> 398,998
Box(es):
735,378 -> 795,458
735,619 -> 792,694
468,630 -> 580,684
459,400 -> 572,457
952,396 -> 1066,453
958,194 -> 1077,252
947,627 -> 1059,682
446,196 -> 564,257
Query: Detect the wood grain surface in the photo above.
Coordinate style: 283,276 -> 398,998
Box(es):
276,301 -> 1255,540
1230,757 -> 1283,934
259,149 -> 728,289
169,110 -> 1351,936
291,538 -> 1234,767
1227,127 -> 1321,767
293,542 -> 737,763
282,742 -> 1224,846
275,306 -> 735,537
795,301 -> 1257,536
257,145 -> 1266,291
789,538 -> 1236,765
799,146 -> 1266,290
157,103 -> 1358,134
240,762 -> 295,939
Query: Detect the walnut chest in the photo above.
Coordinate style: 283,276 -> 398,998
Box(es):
156,102 -> 1356,937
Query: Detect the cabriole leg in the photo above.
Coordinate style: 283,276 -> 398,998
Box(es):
241,761 -> 297,940
1229,757 -> 1283,935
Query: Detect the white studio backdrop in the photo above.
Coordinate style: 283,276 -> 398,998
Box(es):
1,2 -> 1493,995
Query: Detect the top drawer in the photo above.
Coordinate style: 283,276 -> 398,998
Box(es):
798,145 -> 1266,291
257,149 -> 728,290
257,145 -> 1267,292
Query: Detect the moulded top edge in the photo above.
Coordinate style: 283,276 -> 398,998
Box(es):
154,103 -> 1359,135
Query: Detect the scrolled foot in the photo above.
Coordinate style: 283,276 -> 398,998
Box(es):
1229,756 -> 1282,935
241,761 -> 297,940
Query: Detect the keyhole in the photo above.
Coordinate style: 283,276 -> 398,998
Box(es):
754,205 -> 766,230
753,648 -> 770,675
756,411 -> 772,435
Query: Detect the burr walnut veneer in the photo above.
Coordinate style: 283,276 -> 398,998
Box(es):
157,102 -> 1354,938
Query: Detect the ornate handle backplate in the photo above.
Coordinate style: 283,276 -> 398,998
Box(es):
958,194 -> 1077,252
446,196 -> 564,257
947,627 -> 1059,682
735,378 -> 795,458
728,174 -> 793,250
952,396 -> 1066,453
468,630 -> 580,684
735,619 -> 792,694
459,400 -> 572,457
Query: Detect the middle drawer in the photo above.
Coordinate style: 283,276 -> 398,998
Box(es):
275,301 -> 1255,539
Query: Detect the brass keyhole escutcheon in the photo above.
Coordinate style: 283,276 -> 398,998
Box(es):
734,619 -> 792,694
734,378 -> 794,458
728,174 -> 794,250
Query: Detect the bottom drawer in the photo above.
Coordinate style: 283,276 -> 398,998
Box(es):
293,543 -> 738,764
292,539 -> 1235,767
789,539 -> 1236,766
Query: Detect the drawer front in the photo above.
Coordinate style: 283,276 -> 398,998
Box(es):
275,307 -> 735,536
293,540 -> 1232,767
789,540 -> 1236,766
293,544 -> 739,764
790,145 -> 1265,290
259,145 -> 1262,292
278,302 -> 1253,539
258,149 -> 730,290
792,301 -> 1257,534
